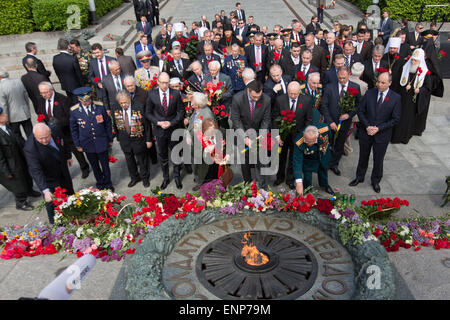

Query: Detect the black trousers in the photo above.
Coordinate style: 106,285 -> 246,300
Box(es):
85,151 -> 113,190
330,118 -> 352,169
356,134 -> 389,185
156,134 -> 181,180
123,149 -> 150,181
276,137 -> 294,184
10,119 -> 32,139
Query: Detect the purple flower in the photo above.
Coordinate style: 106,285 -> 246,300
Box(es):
364,231 -> 370,239
110,238 -> 123,251
386,221 -> 397,233
344,208 -> 355,218
72,237 -> 93,253
199,179 -> 225,202
111,251 -> 122,261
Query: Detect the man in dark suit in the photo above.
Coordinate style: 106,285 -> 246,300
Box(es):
355,29 -> 372,62
301,33 -> 328,75
299,49 -> 320,79
112,91 -> 153,188
266,39 -> 289,73
135,34 -> 156,68
196,30 -> 219,57
102,60 -> 126,112
186,61 -> 205,92
234,2 -> 246,22
263,64 -> 292,109
198,43 -> 221,73
378,10 -> 393,45
231,80 -> 271,186
136,16 -> 153,42
22,42 -> 51,81
349,72 -> 401,193
0,107 -> 40,211
166,48 -> 191,80
145,72 -> 185,190
70,87 -> 114,191
53,39 -> 83,105
245,32 -> 268,83
280,42 -> 302,78
321,32 -> 343,66
406,23 -> 424,50
342,40 -> 363,69
321,66 -> 361,175
123,75 -> 149,107
123,75 -> 158,164
21,58 -> 48,114
291,21 -> 305,46
305,16 -> 321,35
200,15 -> 210,29
37,82 -> 90,179
24,123 -> 74,224
362,45 -> 388,90
88,43 -> 116,102
154,25 -> 169,51
273,81 -> 313,189
115,47 -> 137,76
322,54 -> 345,89
235,19 -> 248,42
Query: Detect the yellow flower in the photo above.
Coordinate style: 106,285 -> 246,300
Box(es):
76,199 -> 82,207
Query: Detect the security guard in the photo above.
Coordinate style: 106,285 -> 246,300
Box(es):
69,87 -> 114,191
293,123 -> 334,195
134,50 -> 160,91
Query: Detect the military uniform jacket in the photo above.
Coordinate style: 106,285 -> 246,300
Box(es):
222,54 -> 248,91
134,66 -> 160,91
112,102 -> 152,154
300,83 -> 323,111
69,101 -> 113,153
293,123 -> 332,180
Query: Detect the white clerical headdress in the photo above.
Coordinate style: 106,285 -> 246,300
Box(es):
400,48 -> 428,88
384,37 -> 401,53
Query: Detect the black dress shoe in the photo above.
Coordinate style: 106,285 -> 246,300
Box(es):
330,167 -> 341,176
16,202 -> 34,211
324,185 -> 335,195
28,190 -> 41,197
349,178 -> 363,187
81,170 -> 90,179
161,179 -> 170,190
143,180 -> 150,188
128,179 -> 141,188
274,178 -> 284,186
175,177 -> 183,190
372,183 -> 381,193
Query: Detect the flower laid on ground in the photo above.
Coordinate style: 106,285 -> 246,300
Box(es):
108,156 -> 118,163
1,182 -> 448,261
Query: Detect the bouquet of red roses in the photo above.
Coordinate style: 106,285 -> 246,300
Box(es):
296,70 -> 306,84
275,109 -> 296,153
182,35 -> 200,60
360,197 -> 409,220
339,86 -> 359,114
211,105 -> 229,121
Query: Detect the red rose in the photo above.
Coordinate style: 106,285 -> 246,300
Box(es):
376,67 -> 389,74
37,114 -> 46,122
54,101 -> 59,106
76,252 -> 83,258
326,54 -> 330,59
426,70 -> 431,75
384,97 -> 389,102
257,103 -> 261,108
347,87 -> 359,96
297,103 -> 302,109
220,111 -> 225,117
94,77 -> 101,83
440,50 -> 447,57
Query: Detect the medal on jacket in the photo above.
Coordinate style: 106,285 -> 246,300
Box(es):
96,115 -> 104,123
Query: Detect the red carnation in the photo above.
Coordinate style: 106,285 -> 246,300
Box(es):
257,103 -> 261,108
384,97 -> 389,102
54,101 -> 59,106
37,114 -> 46,122
376,67 -> 389,74
94,77 -> 101,83
440,50 -> 447,57
347,87 -> 359,96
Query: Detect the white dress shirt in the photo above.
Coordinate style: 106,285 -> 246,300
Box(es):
45,92 -> 55,117
291,55 -> 300,65
159,88 -> 170,106
122,107 -> 132,126
97,56 -> 107,80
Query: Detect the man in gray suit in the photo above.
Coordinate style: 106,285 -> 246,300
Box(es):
115,47 -> 137,76
231,80 -> 271,186
102,60 -> 126,112
0,68 -> 33,139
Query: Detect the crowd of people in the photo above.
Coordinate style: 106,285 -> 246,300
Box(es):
0,2 -> 445,225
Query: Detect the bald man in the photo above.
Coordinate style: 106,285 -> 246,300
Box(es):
145,72 -> 185,190
266,39 -> 289,71
272,81 -> 313,189
24,123 -> 74,224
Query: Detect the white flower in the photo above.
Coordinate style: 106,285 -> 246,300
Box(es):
341,217 -> 347,224
76,227 -> 84,238
94,238 -> 101,246
364,222 -> 370,228
399,226 -> 410,236
86,229 -> 94,235
330,208 -> 341,219
405,239 -> 412,245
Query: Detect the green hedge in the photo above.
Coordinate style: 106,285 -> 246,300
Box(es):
386,0 -> 450,22
346,0 -> 387,13
0,0 -> 34,35
32,0 -> 90,31
95,0 -> 123,18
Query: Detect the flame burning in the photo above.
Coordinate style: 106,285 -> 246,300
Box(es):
241,232 -> 269,266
